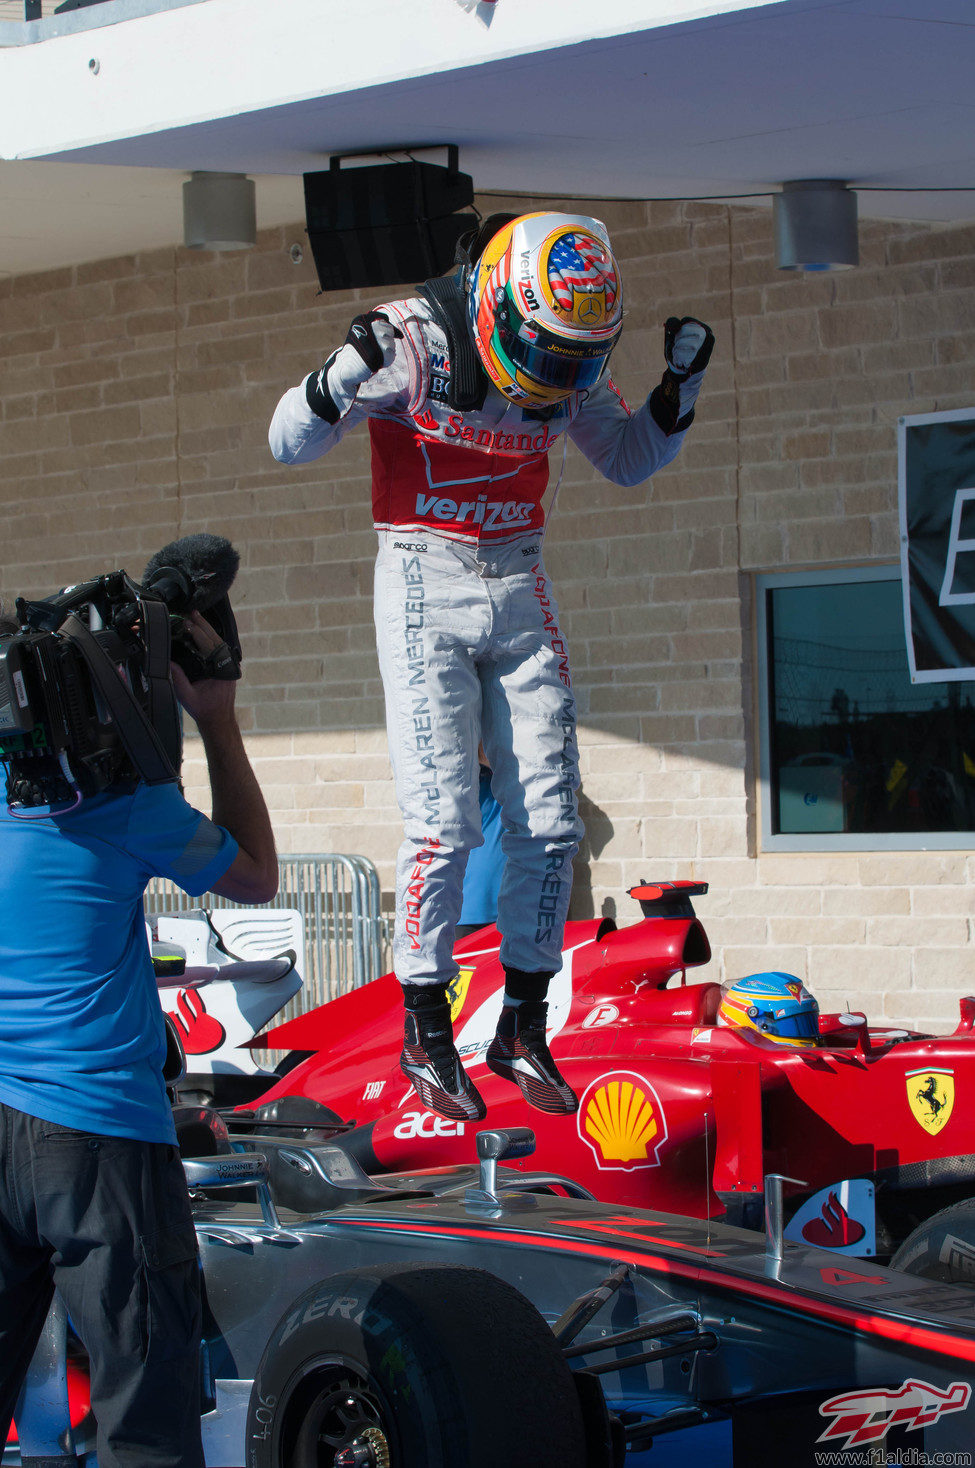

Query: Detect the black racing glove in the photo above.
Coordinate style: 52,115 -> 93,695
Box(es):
649,316 -> 715,436
306,311 -> 402,424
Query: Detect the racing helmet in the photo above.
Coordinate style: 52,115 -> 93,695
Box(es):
467,212 -> 624,406
717,972 -> 820,1049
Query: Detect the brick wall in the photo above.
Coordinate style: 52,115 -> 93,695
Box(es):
1,196 -> 973,1029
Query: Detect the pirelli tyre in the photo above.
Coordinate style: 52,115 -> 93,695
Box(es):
245,1262 -> 588,1468
890,1199 -> 975,1284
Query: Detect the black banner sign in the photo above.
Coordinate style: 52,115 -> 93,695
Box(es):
899,408 -> 975,682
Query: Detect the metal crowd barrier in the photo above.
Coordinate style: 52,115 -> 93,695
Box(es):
145,853 -> 390,1022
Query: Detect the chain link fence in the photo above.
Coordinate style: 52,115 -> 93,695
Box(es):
145,853 -> 391,1024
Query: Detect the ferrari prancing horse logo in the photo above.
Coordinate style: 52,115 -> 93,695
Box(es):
446,967 -> 474,1023
906,1067 -> 954,1135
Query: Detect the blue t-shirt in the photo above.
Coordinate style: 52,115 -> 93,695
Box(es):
0,782 -> 238,1144
460,766 -> 504,926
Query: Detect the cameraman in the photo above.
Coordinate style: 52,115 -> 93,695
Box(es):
0,607 -> 277,1468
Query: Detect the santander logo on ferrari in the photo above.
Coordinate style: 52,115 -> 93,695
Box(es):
784,1179 -> 876,1256
801,1190 -> 866,1249
817,1380 -> 971,1449
171,987 -> 226,1055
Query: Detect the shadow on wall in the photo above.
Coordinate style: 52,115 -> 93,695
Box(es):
570,788 -> 615,920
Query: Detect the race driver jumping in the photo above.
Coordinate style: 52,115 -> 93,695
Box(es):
269,211 -> 713,1122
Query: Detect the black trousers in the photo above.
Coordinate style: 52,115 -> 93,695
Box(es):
0,1102 -> 204,1468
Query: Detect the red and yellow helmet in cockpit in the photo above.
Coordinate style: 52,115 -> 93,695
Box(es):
718,972 -> 820,1049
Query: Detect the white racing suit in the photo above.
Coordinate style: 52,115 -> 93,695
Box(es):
269,295 -> 698,988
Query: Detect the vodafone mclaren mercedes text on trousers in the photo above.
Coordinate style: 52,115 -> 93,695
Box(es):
375,530 -> 582,986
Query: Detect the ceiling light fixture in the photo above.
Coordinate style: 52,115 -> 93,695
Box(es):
774,179 -> 859,271
183,172 -> 256,252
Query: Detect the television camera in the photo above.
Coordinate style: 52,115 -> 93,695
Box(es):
0,534 -> 241,814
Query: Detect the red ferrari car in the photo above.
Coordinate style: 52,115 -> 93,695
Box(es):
252,882 -> 975,1263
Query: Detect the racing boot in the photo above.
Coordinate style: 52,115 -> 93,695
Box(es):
486,1000 -> 579,1115
400,985 -> 486,1123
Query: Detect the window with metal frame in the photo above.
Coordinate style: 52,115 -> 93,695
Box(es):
756,566 -> 975,852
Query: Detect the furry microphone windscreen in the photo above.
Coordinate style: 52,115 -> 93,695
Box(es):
141,534 -> 240,613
